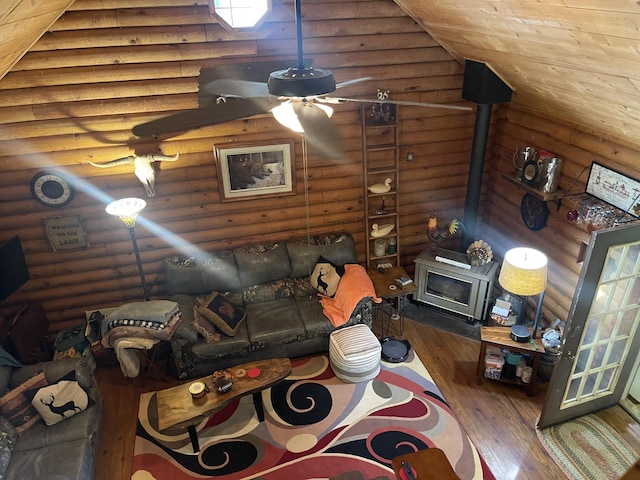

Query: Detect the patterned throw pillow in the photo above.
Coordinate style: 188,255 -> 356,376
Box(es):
192,306 -> 222,343
195,291 -> 246,337
0,372 -> 47,435
24,371 -> 94,427
310,256 -> 344,297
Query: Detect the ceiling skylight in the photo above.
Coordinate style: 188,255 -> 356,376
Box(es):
210,0 -> 271,30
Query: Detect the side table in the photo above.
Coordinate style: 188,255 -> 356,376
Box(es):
367,266 -> 417,335
476,326 -> 544,396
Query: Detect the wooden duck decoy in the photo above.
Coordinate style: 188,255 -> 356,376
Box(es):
368,178 -> 393,194
371,223 -> 395,237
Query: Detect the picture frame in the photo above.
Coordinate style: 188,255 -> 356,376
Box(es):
586,162 -> 640,217
215,140 -> 295,202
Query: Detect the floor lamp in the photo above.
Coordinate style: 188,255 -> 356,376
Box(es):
106,197 -> 150,301
498,247 -> 547,338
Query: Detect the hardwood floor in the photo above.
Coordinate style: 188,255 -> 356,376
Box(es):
94,317 -> 640,479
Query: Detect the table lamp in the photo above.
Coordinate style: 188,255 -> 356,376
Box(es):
498,247 -> 547,339
106,197 -> 149,301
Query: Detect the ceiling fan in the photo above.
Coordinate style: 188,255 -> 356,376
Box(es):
132,0 -> 471,158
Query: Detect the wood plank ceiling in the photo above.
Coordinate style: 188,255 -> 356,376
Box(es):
1,0 -> 639,151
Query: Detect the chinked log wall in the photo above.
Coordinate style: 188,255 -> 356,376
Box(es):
483,103 -> 640,327
0,0 -> 477,336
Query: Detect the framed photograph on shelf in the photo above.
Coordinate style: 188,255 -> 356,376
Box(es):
214,140 -> 295,202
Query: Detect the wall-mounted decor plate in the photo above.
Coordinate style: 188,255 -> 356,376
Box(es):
520,193 -> 549,231
30,171 -> 74,207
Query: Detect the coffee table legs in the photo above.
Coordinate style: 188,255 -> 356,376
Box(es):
186,393 -> 266,453
188,425 -> 200,452
253,392 -> 265,421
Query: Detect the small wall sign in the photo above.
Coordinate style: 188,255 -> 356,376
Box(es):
586,162 -> 640,217
43,214 -> 89,251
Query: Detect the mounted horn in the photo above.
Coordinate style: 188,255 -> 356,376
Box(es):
88,153 -> 180,197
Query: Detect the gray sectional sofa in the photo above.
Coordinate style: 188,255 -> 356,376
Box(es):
165,233 -> 376,379
0,356 -> 102,480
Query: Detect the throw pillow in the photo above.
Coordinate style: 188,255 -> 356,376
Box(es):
310,256 -> 344,297
0,372 -> 47,435
195,292 -> 246,337
192,306 -> 221,343
24,371 -> 94,427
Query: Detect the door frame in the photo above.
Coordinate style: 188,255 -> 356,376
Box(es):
538,221 -> 640,428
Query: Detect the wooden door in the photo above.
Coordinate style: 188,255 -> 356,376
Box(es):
538,222 -> 640,428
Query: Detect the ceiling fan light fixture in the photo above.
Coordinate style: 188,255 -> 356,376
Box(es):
272,102 -> 304,132
268,67 -> 336,97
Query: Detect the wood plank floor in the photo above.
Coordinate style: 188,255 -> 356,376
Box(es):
94,317 -> 640,479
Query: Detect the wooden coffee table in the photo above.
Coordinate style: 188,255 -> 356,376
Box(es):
156,357 -> 292,452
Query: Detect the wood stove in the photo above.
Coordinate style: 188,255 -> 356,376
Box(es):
414,246 -> 499,321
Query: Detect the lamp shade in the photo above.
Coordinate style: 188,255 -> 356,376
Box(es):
498,247 -> 547,296
106,197 -> 146,228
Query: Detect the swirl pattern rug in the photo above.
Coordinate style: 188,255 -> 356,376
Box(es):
132,352 -> 494,479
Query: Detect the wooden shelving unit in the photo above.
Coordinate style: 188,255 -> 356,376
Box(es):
362,103 -> 400,269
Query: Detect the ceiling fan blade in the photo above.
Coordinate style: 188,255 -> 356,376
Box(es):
316,95 -> 472,111
132,97 -> 275,137
335,77 -> 372,89
293,102 -> 343,159
202,79 -> 270,98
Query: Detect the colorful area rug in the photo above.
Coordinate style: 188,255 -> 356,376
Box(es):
132,352 -> 494,479
537,413 -> 639,480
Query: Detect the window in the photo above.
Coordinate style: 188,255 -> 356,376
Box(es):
210,0 -> 271,31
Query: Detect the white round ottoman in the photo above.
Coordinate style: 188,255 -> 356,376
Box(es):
329,324 -> 381,383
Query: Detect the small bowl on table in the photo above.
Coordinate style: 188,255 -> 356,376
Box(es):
212,369 -> 234,393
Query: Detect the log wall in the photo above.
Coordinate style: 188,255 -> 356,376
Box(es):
483,103 -> 639,327
0,0 -> 476,336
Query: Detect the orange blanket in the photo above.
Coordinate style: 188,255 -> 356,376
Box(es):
319,264 -> 382,327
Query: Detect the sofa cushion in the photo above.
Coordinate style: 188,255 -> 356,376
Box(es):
195,292 -> 246,337
295,297 -> 335,338
168,294 -> 199,343
191,321 -> 251,360
164,252 -> 241,295
25,371 -> 94,427
287,234 -> 357,277
245,297 -> 306,348
201,251 -> 242,292
234,242 -> 291,287
310,256 -> 343,297
242,279 -> 294,304
0,372 -> 47,435
8,437 -> 94,480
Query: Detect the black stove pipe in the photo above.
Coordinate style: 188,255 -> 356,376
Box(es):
459,60 -> 512,251
461,103 -> 492,249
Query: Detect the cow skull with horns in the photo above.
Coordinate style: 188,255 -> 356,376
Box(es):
88,153 -> 179,197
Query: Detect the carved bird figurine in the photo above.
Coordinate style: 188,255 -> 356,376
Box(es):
371,223 -> 395,237
427,214 -> 464,243
368,178 -> 393,194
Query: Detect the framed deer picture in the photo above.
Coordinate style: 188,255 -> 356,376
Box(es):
214,140 -> 295,202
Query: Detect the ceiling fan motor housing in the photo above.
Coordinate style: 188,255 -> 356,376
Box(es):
268,67 -> 336,97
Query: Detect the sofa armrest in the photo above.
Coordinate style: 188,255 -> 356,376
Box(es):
348,297 -> 374,329
9,356 -> 94,390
